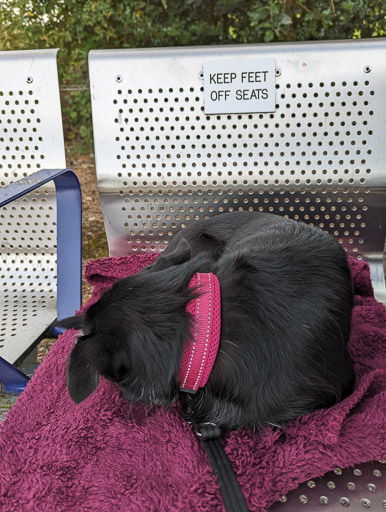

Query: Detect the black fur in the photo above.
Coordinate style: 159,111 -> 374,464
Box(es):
59,211 -> 355,430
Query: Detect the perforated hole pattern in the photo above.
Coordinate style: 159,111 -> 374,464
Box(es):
0,88 -> 46,179
110,79 -> 374,257
0,81 -> 59,353
270,460 -> 386,510
0,254 -> 57,348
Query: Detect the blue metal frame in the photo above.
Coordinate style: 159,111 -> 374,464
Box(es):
0,168 -> 82,394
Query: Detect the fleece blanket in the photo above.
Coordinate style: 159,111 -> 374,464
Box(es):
0,255 -> 385,511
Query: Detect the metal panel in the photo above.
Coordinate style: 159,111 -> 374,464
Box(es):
0,49 -> 66,363
89,40 -> 386,301
270,460 -> 386,511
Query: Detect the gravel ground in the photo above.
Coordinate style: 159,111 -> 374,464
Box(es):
0,393 -> 18,422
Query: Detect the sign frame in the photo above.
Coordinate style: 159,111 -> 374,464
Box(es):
203,58 -> 276,115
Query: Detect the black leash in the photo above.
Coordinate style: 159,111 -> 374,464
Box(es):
195,423 -> 250,512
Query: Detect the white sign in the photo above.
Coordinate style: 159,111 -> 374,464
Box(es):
203,58 -> 276,114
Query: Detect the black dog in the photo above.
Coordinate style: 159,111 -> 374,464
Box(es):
59,211 -> 354,430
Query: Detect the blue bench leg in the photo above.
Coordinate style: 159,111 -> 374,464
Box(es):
0,356 -> 30,394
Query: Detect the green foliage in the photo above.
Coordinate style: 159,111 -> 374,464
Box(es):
0,0 -> 384,153
247,0 -> 385,42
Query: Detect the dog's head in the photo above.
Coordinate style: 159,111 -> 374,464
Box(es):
63,242 -> 212,405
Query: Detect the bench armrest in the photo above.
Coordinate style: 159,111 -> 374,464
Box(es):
0,168 -> 82,393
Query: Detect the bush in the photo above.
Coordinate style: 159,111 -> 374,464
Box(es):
0,0 -> 384,153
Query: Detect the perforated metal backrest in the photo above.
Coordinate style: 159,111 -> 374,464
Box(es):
89,39 -> 386,302
270,460 -> 386,511
0,49 -> 66,363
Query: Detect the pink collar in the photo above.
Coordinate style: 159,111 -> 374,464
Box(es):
179,273 -> 221,393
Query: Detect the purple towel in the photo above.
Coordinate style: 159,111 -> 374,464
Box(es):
0,255 -> 385,511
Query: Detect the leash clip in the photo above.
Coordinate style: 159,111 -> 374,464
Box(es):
195,422 -> 221,440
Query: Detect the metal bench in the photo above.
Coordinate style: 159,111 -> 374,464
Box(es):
89,39 -> 386,510
0,49 -> 82,383
89,38 -> 385,302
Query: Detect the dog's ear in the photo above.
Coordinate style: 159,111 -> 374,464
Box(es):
67,336 -> 100,403
67,332 -> 131,404
56,313 -> 85,331
151,238 -> 192,271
